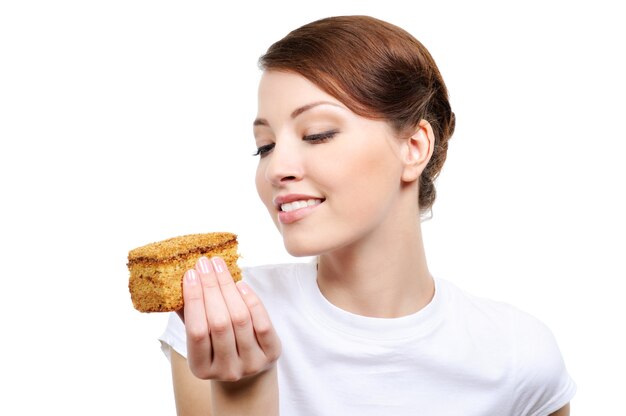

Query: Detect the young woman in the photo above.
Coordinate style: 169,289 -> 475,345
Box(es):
159,15 -> 575,415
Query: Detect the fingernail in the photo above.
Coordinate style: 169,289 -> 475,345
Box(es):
197,256 -> 211,274
237,281 -> 250,295
211,257 -> 225,273
185,269 -> 198,285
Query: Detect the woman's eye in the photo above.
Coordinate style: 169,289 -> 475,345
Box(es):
253,143 -> 275,157
253,130 -> 337,157
303,129 -> 339,143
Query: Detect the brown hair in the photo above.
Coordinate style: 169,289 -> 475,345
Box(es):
258,15 -> 455,213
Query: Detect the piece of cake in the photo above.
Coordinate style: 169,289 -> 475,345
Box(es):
128,232 -> 241,312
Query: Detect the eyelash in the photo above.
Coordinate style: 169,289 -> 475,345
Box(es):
252,143 -> 275,157
303,129 -> 338,143
253,130 -> 339,157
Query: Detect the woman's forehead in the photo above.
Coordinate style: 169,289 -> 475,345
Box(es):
255,71 -> 346,121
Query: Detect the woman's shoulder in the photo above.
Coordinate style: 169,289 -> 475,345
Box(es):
439,278 -> 550,333
438,278 -> 566,365
438,278 -> 576,411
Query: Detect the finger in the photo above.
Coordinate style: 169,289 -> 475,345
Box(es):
236,281 -> 282,361
195,257 -> 238,362
211,257 -> 260,360
182,269 -> 213,373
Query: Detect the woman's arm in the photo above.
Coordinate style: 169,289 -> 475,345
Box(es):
170,347 -> 279,416
171,347 -> 212,416
549,403 -> 570,416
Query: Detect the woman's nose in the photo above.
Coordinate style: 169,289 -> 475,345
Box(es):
264,140 -> 303,186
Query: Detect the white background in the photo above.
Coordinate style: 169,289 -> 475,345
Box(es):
1,0 -> 624,414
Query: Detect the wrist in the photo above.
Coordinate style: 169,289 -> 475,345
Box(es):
211,365 -> 279,416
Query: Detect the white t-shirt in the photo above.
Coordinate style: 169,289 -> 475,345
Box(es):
160,262 -> 576,416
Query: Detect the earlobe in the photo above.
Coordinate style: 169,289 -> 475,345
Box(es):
401,120 -> 435,182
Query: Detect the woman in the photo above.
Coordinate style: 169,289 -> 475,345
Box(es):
159,15 -> 575,415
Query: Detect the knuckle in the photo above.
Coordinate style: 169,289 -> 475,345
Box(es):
246,296 -> 262,309
231,312 -> 251,329
242,367 -> 260,378
183,290 -> 203,301
191,367 -> 211,380
265,340 -> 282,362
188,360 -> 212,380
243,359 -> 266,377
218,274 -> 235,285
186,326 -> 208,344
221,369 -> 242,382
200,277 -> 219,289
210,316 -> 231,335
254,322 -> 273,337
266,349 -> 281,363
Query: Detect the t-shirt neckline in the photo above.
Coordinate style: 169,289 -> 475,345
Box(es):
295,262 -> 445,342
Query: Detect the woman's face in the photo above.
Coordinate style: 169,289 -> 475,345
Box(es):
254,70 -> 411,257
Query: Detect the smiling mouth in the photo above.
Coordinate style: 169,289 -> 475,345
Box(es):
280,199 -> 324,212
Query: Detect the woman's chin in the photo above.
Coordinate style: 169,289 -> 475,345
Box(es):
282,236 -> 327,258
284,243 -> 319,258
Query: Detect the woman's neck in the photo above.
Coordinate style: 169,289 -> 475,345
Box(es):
316,220 -> 434,319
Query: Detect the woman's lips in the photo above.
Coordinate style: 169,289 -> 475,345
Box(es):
276,198 -> 324,224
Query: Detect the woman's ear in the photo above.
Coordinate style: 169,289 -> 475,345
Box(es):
401,120 -> 435,182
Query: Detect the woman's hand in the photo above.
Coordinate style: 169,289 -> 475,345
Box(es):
179,256 -> 281,382
173,256 -> 280,415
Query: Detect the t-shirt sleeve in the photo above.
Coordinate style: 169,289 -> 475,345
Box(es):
510,309 -> 576,416
158,312 -> 188,361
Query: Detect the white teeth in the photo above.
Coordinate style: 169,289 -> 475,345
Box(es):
281,199 -> 322,212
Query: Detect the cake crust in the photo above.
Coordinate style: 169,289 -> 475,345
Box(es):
128,232 -> 241,312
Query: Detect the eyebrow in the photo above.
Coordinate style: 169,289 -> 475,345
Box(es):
253,101 -> 344,127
